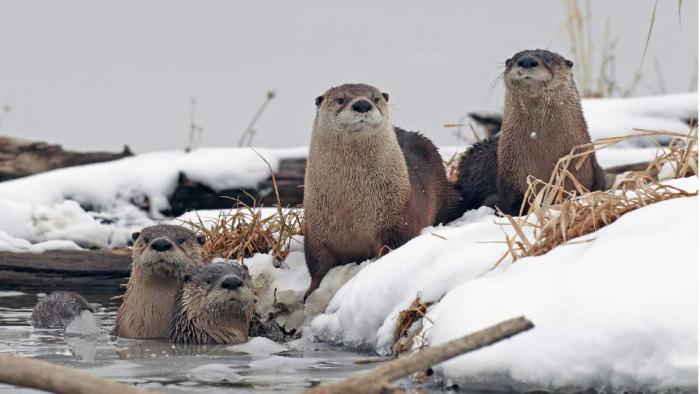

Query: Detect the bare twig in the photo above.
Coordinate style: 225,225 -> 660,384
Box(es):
0,353 -> 149,394
306,316 -> 534,394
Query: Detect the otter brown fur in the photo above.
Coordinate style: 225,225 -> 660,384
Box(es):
31,291 -> 93,329
114,224 -> 207,339
456,49 -> 606,215
169,261 -> 255,345
303,83 -> 459,298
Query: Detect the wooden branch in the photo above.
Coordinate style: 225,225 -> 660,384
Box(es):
0,353 -> 149,394
305,316 -> 534,394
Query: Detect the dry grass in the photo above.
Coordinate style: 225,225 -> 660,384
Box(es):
182,150 -> 303,264
499,128 -> 697,262
562,0 -> 659,97
393,295 -> 432,354
185,202 -> 303,263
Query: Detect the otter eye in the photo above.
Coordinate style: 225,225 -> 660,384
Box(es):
205,279 -> 212,285
131,232 -> 140,241
183,274 -> 192,283
335,97 -> 345,105
176,237 -> 187,244
373,97 -> 380,104
196,235 -> 206,245
505,58 -> 513,68
142,236 -> 150,244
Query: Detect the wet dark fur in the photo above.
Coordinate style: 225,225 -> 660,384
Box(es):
456,49 -> 607,215
31,291 -> 93,328
454,135 -> 500,213
169,262 -> 254,345
396,127 -> 463,226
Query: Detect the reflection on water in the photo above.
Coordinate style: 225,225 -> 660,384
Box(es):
0,289 -> 386,393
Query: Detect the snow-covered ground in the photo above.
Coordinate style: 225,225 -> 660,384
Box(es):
582,92 -> 698,146
309,176 -> 698,391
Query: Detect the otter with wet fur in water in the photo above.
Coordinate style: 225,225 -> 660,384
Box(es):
303,83 -> 459,298
114,224 -> 207,339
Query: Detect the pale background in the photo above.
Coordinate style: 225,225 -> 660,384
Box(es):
0,0 -> 697,152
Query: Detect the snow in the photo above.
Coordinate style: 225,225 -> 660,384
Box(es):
0,147 -> 307,213
226,337 -> 290,356
308,177 -> 697,391
582,93 -> 697,147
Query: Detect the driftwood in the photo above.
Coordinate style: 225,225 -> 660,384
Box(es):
0,249 -> 131,290
306,316 -> 534,394
164,158 -> 306,216
0,136 -> 132,182
0,353 -> 149,394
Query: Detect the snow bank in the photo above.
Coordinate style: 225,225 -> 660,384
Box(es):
583,92 -> 697,146
0,147 -> 307,213
310,177 -> 698,391
0,147 -> 305,251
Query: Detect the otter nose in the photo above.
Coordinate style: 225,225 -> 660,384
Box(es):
150,238 -> 172,252
516,56 -> 539,69
351,99 -> 372,113
221,276 -> 243,290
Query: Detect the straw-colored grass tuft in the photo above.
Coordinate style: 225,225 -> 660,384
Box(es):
183,149 -> 303,264
186,202 -> 303,263
393,295 -> 432,355
500,128 -> 697,263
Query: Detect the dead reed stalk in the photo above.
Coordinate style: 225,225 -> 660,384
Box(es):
502,129 -> 697,261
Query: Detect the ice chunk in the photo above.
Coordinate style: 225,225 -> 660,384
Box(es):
226,336 -> 290,356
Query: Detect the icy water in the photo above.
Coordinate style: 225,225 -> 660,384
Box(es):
0,290 -> 389,393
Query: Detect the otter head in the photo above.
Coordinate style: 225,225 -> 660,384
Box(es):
314,83 -> 391,133
504,49 -> 574,94
130,224 -> 206,279
172,261 -> 255,344
181,262 -> 255,314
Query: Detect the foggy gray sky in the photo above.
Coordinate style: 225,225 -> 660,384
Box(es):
0,0 -> 697,152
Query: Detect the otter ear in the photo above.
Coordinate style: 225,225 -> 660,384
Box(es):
131,232 -> 140,241
183,274 -> 192,283
565,59 -> 574,68
382,92 -> 389,103
315,95 -> 324,107
196,234 -> 206,245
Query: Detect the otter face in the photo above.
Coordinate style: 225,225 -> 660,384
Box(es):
314,83 -> 390,132
131,225 -> 206,278
181,262 -> 255,316
504,49 -> 574,92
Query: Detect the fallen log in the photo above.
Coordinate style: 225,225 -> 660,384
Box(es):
0,353 -> 149,394
164,157 -> 306,216
305,316 -> 534,394
0,249 -> 131,290
0,136 -> 133,181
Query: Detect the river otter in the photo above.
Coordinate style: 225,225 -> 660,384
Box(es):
168,261 -> 255,345
456,49 -> 607,215
303,83 -> 459,298
31,291 -> 93,329
114,224 -> 207,339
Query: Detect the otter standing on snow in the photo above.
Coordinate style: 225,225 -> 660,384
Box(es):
169,261 -> 255,345
114,224 -> 207,339
456,49 -> 607,215
303,83 -> 458,298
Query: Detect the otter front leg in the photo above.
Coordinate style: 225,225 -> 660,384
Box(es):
496,182 -> 524,216
303,237 -> 337,301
